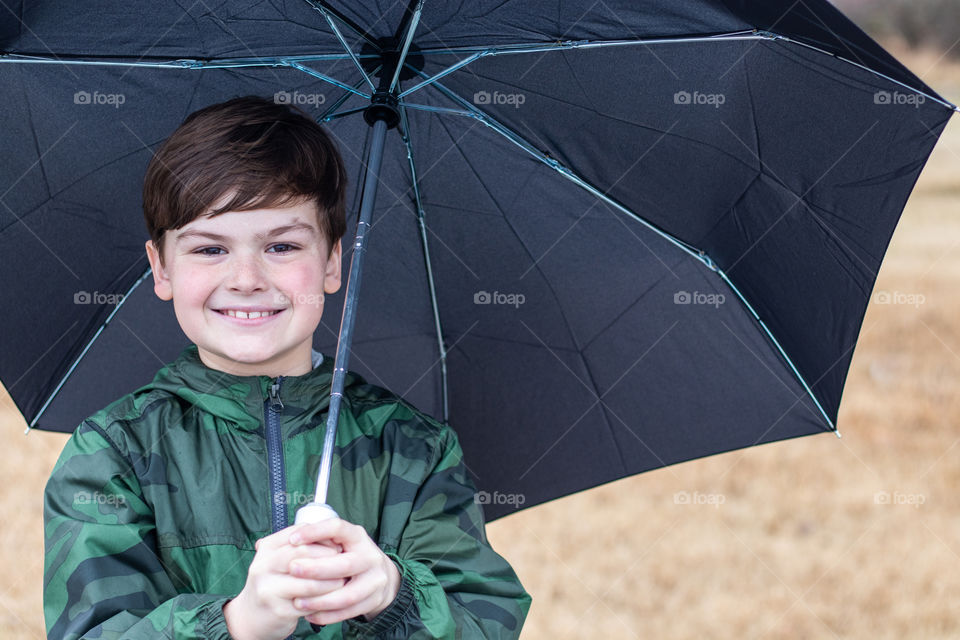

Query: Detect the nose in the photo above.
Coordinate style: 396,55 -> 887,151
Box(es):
227,251 -> 268,293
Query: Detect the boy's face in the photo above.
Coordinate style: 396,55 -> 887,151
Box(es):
145,198 -> 342,378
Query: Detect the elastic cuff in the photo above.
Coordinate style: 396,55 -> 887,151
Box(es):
343,554 -> 416,638
199,596 -> 234,640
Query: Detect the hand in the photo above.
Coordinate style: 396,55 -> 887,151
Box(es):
287,518 -> 402,626
223,527 -> 346,640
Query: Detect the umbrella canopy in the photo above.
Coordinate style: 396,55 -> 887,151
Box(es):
1,1 -> 955,519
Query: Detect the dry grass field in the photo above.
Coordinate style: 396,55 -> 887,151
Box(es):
2,47 -> 958,639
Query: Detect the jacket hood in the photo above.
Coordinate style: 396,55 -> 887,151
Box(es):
136,344 -> 357,431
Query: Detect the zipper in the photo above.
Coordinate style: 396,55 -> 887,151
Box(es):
265,376 -> 287,533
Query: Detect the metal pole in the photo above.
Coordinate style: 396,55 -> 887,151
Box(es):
298,117 -> 389,522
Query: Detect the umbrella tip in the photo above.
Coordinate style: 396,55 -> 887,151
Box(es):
834,429 -> 842,439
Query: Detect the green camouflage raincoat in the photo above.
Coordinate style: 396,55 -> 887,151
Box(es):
43,344 -> 530,639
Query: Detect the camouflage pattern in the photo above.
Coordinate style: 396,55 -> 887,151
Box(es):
44,345 -> 531,639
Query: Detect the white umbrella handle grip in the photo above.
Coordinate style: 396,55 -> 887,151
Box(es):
295,502 -> 340,525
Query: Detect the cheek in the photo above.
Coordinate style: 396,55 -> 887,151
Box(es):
283,262 -> 326,293
172,271 -> 215,309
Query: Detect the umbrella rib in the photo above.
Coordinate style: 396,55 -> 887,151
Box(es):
0,52 -> 371,67
396,30 -> 957,111
319,105 -> 368,122
404,69 -> 839,434
301,0 -> 380,50
307,2 -> 377,94
755,31 -> 959,113
317,64 -> 382,121
411,30 -> 761,57
402,68 -> 709,266
397,102 -> 450,423
285,60 -> 372,99
388,0 -> 425,94
0,53 -> 375,100
28,266 -> 154,430
714,269 -> 837,432
398,31 -> 764,99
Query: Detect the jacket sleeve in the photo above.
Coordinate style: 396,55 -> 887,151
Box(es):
43,420 -> 234,640
343,419 -> 531,639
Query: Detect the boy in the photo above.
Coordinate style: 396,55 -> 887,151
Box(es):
43,96 -> 531,639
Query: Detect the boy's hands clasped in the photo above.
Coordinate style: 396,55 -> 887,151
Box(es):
223,519 -> 402,640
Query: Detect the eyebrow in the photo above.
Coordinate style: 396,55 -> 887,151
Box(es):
175,222 -> 318,243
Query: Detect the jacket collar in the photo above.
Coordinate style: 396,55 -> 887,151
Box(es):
143,344 -> 341,431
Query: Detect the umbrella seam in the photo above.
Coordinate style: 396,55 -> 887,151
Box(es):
447,63 -> 763,177
579,252 -> 688,355
424,115 -> 633,475
425,98 -> 631,470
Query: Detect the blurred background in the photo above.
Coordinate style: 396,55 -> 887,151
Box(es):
3,1 -> 959,637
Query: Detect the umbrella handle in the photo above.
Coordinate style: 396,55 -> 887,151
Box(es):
295,502 -> 340,524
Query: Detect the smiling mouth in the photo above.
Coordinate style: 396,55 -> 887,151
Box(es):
215,309 -> 283,319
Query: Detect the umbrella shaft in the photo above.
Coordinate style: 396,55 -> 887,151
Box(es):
314,118 -> 389,506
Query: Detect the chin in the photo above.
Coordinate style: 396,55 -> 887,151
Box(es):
200,342 -> 278,366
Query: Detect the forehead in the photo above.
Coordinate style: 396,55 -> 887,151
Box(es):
173,202 -> 322,240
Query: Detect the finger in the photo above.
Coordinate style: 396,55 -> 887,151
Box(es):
254,539 -> 337,575
296,570 -> 380,613
253,527 -> 297,553
287,542 -> 342,560
304,594 -> 382,627
290,520 -> 368,548
289,551 -> 371,581
269,574 -> 348,602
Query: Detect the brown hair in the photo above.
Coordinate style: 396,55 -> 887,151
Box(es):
143,95 -> 347,261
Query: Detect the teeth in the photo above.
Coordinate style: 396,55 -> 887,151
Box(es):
222,309 -> 280,319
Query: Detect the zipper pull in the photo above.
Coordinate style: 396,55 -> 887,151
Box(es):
268,377 -> 284,410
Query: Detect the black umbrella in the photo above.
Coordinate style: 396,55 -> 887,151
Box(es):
2,1 -> 955,520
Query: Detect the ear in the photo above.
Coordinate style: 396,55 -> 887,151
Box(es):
323,238 -> 343,295
145,239 -> 173,301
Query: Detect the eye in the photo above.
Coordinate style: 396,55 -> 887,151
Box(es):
194,246 -> 225,256
268,243 -> 298,254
